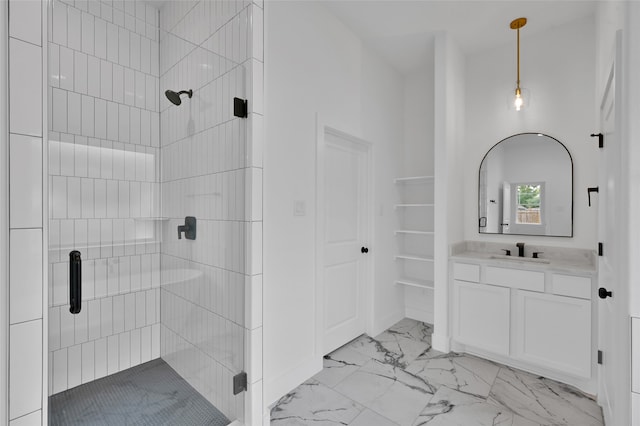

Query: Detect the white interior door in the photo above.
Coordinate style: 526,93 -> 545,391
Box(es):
321,130 -> 370,355
598,31 -> 629,424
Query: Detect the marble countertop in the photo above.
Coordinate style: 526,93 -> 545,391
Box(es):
450,241 -> 597,274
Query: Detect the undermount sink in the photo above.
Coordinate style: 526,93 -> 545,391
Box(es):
489,254 -> 551,264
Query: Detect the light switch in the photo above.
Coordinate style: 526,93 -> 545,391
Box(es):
293,200 -> 306,216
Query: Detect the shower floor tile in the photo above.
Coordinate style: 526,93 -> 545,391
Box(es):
49,358 -> 230,426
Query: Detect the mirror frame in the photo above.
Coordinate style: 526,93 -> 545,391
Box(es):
478,132 -> 574,237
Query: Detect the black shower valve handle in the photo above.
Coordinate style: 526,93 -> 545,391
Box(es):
177,216 -> 197,240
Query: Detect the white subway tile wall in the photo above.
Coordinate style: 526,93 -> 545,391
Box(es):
158,0 -> 262,422
47,0 -> 162,396
7,0 -> 45,423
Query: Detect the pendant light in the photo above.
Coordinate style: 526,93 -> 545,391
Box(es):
510,17 -> 529,111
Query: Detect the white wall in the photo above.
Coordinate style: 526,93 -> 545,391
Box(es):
264,0 -> 404,406
403,68 -> 435,177
433,33 -> 465,352
463,17 -> 597,249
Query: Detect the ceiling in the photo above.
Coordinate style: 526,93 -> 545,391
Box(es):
322,0 -> 597,74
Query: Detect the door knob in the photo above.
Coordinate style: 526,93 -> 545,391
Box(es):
361,247 -> 369,254
598,287 -> 612,299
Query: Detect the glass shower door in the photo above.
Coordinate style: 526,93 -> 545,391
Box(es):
158,13 -> 248,420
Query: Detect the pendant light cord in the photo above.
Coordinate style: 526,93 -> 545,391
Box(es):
516,27 -> 520,89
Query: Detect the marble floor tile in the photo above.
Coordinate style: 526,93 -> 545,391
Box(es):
412,346 -> 448,361
373,330 -> 433,365
270,318 -> 604,426
387,318 -> 423,334
405,353 -> 500,398
388,319 -> 433,344
412,386 -> 538,426
488,367 -> 604,426
314,346 -> 371,388
344,334 -> 407,368
342,320 -> 432,369
334,359 -> 436,425
271,379 -> 363,426
333,359 -> 401,406
368,377 -> 434,425
349,409 -> 399,426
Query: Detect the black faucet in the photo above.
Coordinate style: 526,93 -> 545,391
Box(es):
516,242 -> 525,257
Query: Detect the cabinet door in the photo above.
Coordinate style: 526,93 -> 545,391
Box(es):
453,280 -> 510,355
515,290 -> 591,378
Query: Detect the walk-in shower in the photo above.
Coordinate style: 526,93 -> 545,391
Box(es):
46,0 -> 250,424
164,89 -> 193,106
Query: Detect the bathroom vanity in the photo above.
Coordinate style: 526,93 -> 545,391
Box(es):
449,241 -> 597,394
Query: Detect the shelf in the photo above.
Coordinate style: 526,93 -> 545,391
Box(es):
395,230 -> 434,235
395,278 -> 434,290
394,203 -> 434,208
395,254 -> 434,262
394,176 -> 434,184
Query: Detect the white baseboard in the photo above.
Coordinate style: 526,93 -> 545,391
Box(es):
264,355 -> 322,407
431,332 -> 450,353
452,341 -> 597,395
405,307 -> 434,324
371,310 -> 404,337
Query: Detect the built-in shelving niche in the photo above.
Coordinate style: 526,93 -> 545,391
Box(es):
395,176 -> 435,321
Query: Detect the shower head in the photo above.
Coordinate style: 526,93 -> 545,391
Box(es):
165,89 -> 193,106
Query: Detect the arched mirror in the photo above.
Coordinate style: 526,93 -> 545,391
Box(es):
478,133 -> 573,237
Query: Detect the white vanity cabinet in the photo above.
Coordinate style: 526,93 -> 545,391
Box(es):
450,259 -> 596,392
514,290 -> 591,378
453,280 -> 510,355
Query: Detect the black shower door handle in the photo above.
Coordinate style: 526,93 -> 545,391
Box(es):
69,250 -> 82,314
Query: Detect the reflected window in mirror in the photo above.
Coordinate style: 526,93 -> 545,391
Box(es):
516,184 -> 542,225
479,133 -> 572,237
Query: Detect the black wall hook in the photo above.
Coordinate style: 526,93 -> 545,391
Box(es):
587,187 -> 599,207
590,133 -> 604,148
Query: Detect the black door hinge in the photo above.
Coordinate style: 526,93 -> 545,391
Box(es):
591,133 -> 604,148
597,350 -> 603,365
233,97 -> 248,118
233,371 -> 247,395
598,242 -> 603,256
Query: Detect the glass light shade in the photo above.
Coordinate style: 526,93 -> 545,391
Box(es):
507,87 -> 531,111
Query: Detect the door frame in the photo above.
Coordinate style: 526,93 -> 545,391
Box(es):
315,115 -> 374,360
